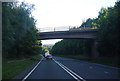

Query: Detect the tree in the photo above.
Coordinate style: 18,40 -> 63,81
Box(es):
2,2 -> 42,58
96,1 -> 120,56
51,1 -> 120,58
80,18 -> 95,28
51,39 -> 92,57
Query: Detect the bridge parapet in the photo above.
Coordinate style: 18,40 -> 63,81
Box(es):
37,29 -> 98,40
37,26 -> 97,32
37,28 -> 99,59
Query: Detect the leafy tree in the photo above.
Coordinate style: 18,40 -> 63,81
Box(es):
51,1 -> 120,58
80,18 -> 97,28
2,2 -> 42,58
41,45 -> 53,54
51,39 -> 92,57
96,1 -> 120,56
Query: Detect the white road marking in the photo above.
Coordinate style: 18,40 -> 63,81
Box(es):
104,71 -> 109,74
53,59 -> 86,81
89,66 -> 93,69
22,57 -> 43,81
54,60 -> 79,81
58,62 -> 86,81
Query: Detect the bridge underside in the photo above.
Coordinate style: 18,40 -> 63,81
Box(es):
37,29 -> 97,40
37,29 -> 99,59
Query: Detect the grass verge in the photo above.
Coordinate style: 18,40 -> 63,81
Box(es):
2,55 -> 41,79
56,54 -> 120,68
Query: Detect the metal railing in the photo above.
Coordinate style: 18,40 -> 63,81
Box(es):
37,26 -> 75,32
37,26 -> 97,32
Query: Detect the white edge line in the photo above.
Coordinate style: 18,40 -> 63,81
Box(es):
53,59 -> 86,81
22,58 -> 43,81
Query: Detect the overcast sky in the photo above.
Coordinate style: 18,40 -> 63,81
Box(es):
19,0 -> 116,45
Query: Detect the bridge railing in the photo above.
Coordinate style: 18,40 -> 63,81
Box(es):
37,26 -> 75,32
37,26 -> 97,32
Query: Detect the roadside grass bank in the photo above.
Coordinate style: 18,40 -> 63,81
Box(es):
2,55 -> 41,79
56,54 -> 120,68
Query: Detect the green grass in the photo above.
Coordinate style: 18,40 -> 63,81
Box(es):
56,54 -> 120,68
2,55 -> 41,79
89,57 -> 119,67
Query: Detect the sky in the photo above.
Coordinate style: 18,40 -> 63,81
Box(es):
19,0 -> 116,45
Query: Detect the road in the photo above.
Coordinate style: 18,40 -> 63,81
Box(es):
14,56 -> 120,81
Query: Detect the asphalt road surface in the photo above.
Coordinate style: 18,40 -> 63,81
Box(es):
14,56 -> 120,81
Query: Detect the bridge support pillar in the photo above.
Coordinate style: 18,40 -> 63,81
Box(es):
91,40 -> 99,60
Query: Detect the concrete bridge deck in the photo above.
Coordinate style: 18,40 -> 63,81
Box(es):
37,29 -> 98,40
37,29 -> 99,59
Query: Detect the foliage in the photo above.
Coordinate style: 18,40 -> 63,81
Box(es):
41,45 -> 53,54
96,1 -> 120,56
51,1 -> 120,57
2,2 -> 42,58
3,54 -> 41,79
51,39 -> 92,57
80,18 -> 94,28
80,18 -> 98,29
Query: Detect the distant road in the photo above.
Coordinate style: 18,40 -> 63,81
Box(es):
14,56 -> 120,81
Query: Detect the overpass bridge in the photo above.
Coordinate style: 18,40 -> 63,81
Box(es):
37,29 -> 98,40
37,28 -> 99,59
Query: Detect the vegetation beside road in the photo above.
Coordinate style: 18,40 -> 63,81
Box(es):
2,1 -> 120,80
56,55 -> 120,68
51,1 -> 120,68
2,2 -> 42,59
41,45 -> 53,54
3,55 -> 41,79
2,2 -> 42,80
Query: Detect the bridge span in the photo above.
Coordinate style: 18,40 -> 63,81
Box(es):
37,29 -> 98,40
37,29 -> 99,59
